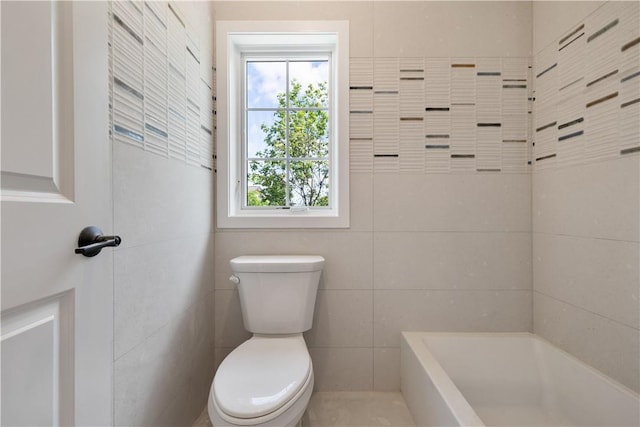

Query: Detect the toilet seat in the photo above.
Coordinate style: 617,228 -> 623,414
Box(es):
213,335 -> 312,421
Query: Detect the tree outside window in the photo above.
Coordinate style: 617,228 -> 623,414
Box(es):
245,60 -> 330,208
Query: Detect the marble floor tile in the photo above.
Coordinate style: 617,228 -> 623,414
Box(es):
194,392 -> 415,427
304,392 -> 415,427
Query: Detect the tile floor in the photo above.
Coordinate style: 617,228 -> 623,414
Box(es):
194,392 -> 415,427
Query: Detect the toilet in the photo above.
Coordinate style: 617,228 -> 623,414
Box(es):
208,255 -> 325,427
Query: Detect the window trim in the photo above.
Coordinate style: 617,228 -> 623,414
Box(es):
216,20 -> 349,228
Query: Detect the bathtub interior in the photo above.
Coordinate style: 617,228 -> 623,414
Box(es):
402,332 -> 640,427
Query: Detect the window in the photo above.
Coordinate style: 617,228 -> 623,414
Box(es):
216,21 -> 349,228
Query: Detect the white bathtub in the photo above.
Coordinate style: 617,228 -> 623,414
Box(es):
401,332 -> 640,427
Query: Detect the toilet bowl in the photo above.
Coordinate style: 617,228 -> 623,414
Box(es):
208,335 -> 313,427
208,255 -> 324,427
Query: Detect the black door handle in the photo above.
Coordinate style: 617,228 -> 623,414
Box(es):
75,226 -> 121,257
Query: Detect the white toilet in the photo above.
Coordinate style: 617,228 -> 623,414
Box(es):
208,255 -> 325,427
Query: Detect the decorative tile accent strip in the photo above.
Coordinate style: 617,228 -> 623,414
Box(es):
586,92 -> 618,108
425,145 -> 450,149
559,77 -> 584,92
559,33 -> 584,52
621,37 -> 640,52
559,24 -> 585,45
621,98 -> 640,108
586,70 -> 618,87
536,63 -> 557,79
145,123 -> 168,138
558,117 -> 584,130
621,71 -> 640,83
621,146 -> 640,155
536,122 -> 557,132
168,3 -> 185,27
558,130 -> 584,141
451,154 -> 475,158
109,1 -> 215,170
114,125 -> 144,142
114,77 -> 144,100
536,153 -> 556,162
587,19 -> 619,43
113,14 -> 143,45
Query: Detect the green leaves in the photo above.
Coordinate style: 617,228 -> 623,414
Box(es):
249,79 -> 329,207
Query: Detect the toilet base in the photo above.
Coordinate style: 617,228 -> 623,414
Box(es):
208,371 -> 313,427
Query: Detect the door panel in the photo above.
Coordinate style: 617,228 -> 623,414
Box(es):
1,1 -> 74,200
1,2 -> 112,425
1,293 -> 74,426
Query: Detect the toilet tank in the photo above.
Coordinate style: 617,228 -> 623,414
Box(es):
230,255 -> 325,334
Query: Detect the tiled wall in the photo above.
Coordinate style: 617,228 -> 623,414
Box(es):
349,57 -> 531,174
532,1 -> 640,393
213,1 -> 532,391
109,1 -> 215,170
109,2 -> 216,425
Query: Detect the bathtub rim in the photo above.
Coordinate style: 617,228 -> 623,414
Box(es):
403,331 -> 640,398
401,331 -> 485,426
401,331 -> 640,427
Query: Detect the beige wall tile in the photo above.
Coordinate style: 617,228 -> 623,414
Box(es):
214,231 -> 373,290
373,173 -> 531,232
374,231 -> 531,290
350,173 -> 374,231
214,346 -> 235,373
213,1 -> 374,57
534,292 -> 640,393
532,156 -> 640,241
114,296 -> 214,426
304,290 -> 374,347
373,348 -> 401,391
214,290 -> 251,348
532,1 -> 606,55
373,1 -> 531,58
310,347 -> 374,391
374,289 -> 532,347
114,234 -> 214,359
113,143 -> 214,248
534,233 -> 639,329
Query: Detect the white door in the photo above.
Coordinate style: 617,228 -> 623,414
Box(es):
1,2 -> 112,425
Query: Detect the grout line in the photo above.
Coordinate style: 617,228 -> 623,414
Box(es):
532,231 -> 639,244
532,290 -> 639,332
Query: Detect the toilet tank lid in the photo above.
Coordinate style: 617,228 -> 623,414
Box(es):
230,255 -> 325,273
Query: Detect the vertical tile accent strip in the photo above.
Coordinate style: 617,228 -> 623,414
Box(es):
109,1 -> 215,171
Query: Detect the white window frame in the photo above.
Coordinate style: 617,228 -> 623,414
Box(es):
216,20 -> 349,228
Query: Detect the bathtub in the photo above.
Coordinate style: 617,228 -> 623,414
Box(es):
401,332 -> 640,427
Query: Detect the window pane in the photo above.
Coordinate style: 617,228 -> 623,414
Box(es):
289,160 -> 329,207
247,111 -> 284,158
288,109 -> 329,159
289,61 -> 329,108
247,160 -> 287,206
247,61 -> 286,109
